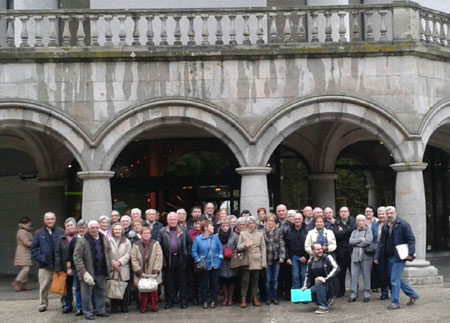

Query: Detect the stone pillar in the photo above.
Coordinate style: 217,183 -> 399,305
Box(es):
37,180 -> 67,227
391,162 -> 443,285
366,184 -> 383,207
78,171 -> 115,222
236,167 -> 271,215
308,173 -> 337,211
392,1 -> 421,41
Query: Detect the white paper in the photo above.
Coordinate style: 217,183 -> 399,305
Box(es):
395,244 -> 409,260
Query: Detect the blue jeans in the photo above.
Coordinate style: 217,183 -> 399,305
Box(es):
292,255 -> 307,289
311,282 -> 329,310
265,262 -> 280,301
388,257 -> 419,307
72,269 -> 82,311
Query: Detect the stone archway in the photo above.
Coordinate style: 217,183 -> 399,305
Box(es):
420,98 -> 450,150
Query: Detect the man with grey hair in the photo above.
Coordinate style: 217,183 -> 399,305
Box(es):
31,211 -> 64,312
74,220 -> 112,320
69,219 -> 88,316
110,210 -> 120,225
158,211 -> 192,309
375,206 -> 419,310
144,208 -> 163,240
303,206 -> 314,227
130,208 -> 142,222
276,204 -> 288,226
177,208 -> 188,228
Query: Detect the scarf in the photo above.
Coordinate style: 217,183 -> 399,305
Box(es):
218,229 -> 231,244
65,230 -> 78,243
317,229 -> 327,246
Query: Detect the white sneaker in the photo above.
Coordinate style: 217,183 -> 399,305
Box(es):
315,308 -> 329,314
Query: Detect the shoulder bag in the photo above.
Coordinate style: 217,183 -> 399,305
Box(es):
106,270 -> 128,300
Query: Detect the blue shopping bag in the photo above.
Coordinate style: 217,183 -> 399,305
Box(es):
291,288 -> 312,303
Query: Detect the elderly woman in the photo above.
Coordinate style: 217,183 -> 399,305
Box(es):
55,217 -> 78,314
128,218 -> 144,245
108,222 -> 132,313
217,220 -> 239,306
121,215 -> 132,237
305,215 -> 337,256
131,227 -> 163,313
192,220 -> 223,309
348,214 -> 374,303
228,215 -> 237,231
237,216 -> 266,308
69,219 -> 88,316
257,207 -> 267,230
235,217 -> 247,235
263,213 -> 286,305
99,215 -> 111,238
13,217 -> 33,292
372,207 -> 389,299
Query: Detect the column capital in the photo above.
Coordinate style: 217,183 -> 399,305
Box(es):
77,171 -> 115,180
235,166 -> 271,176
308,173 -> 338,181
37,179 -> 66,187
390,162 -> 427,172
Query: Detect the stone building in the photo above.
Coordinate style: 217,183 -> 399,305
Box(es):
0,0 -> 448,284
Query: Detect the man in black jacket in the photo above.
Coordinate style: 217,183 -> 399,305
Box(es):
285,212 -> 309,289
302,242 -> 339,314
332,206 -> 356,297
158,212 -> 192,309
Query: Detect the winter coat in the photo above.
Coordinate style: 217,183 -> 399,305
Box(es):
31,226 -> 64,269
375,217 -> 416,263
55,235 -> 72,273
131,240 -> 163,286
73,232 -> 112,279
144,221 -> 164,241
263,227 -> 286,266
237,229 -> 267,270
192,233 -> 223,270
14,224 -> 33,266
108,236 -> 132,281
218,232 -> 238,278
349,226 -> 374,262
332,216 -> 357,258
305,227 -> 337,256
158,225 -> 192,270
284,224 -> 308,260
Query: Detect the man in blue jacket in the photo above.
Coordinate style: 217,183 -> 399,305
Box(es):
375,206 -> 419,310
30,211 -> 64,312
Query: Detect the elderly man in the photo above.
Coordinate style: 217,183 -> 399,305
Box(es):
302,242 -> 339,314
177,208 -> 188,228
130,208 -> 142,222
158,212 -> 192,309
305,207 -> 324,232
144,208 -> 164,240
110,210 -> 121,225
276,204 -> 288,226
324,207 -> 337,230
31,212 -> 64,312
332,206 -> 356,298
73,220 -> 112,320
275,204 -> 291,300
375,206 -> 419,310
303,206 -> 314,228
203,202 -> 216,222
285,212 -> 309,289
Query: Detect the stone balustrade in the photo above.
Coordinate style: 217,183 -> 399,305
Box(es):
0,3 -> 448,49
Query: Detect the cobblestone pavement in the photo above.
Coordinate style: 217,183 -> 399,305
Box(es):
1,257 -> 449,323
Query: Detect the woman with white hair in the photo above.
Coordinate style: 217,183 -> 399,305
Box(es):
98,215 -> 111,238
237,216 -> 266,308
235,217 -> 247,235
348,214 -> 374,303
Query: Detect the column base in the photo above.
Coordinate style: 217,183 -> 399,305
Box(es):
403,260 -> 443,285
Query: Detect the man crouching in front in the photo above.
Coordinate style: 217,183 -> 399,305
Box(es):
302,242 -> 339,314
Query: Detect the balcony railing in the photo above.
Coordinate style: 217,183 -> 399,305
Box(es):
0,2 -> 448,50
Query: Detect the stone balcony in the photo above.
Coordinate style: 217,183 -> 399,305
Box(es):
0,1 -> 449,62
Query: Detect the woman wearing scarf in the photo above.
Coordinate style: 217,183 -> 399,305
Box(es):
192,220 -> 224,309
131,227 -> 163,313
108,223 -> 131,313
218,220 -> 238,306
55,217 -> 78,314
263,213 -> 286,305
13,217 -> 33,292
348,214 -> 374,303
305,215 -> 337,256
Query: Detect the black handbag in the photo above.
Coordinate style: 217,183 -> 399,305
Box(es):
363,230 -> 377,255
194,238 -> 211,273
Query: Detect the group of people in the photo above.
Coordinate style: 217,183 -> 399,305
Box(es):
13,202 -> 419,319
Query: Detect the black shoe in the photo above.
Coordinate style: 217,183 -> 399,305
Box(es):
96,312 -> 109,317
62,308 -> 73,314
38,306 -> 47,313
335,293 -> 344,298
75,310 -> 83,316
210,302 -> 216,309
152,308 -> 158,312
202,302 -> 208,309
348,297 -> 356,303
140,309 -> 146,314
164,303 -> 172,309
85,314 -> 95,320
180,303 -> 188,309
407,297 -> 418,306
364,297 -> 370,303
120,307 -> 128,313
272,299 -> 279,305
380,295 -> 389,300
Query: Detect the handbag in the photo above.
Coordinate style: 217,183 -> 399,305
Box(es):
194,237 -> 212,274
106,270 -> 128,300
50,272 -> 67,296
138,276 -> 158,292
230,250 -> 249,269
363,230 -> 377,255
223,247 -> 234,259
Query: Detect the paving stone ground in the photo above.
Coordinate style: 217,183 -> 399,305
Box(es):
1,257 -> 449,323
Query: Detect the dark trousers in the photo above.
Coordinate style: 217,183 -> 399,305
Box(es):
278,262 -> 292,299
63,275 -> 74,310
336,253 -> 351,296
140,291 -> 158,312
241,270 -> 260,297
164,255 -> 188,305
199,269 -> 220,303
188,263 -> 199,302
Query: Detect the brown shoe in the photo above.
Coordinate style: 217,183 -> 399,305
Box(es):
13,280 -> 21,292
228,285 -> 235,306
240,297 -> 247,308
20,282 -> 32,291
252,295 -> 261,306
222,286 -> 229,306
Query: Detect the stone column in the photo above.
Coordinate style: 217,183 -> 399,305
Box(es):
366,184 -> 383,207
236,166 -> 271,215
391,162 -> 443,285
78,171 -> 115,222
37,180 -> 67,227
308,173 -> 338,211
